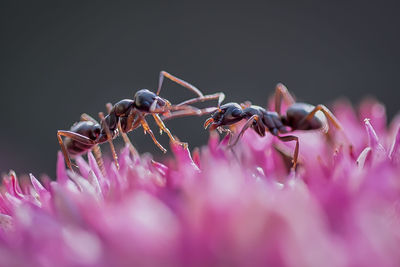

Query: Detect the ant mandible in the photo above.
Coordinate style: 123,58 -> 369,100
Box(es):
57,71 -> 225,173
204,83 -> 349,169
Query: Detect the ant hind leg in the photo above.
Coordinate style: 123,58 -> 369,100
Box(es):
57,130 -> 97,172
298,104 -> 353,155
79,113 -> 106,175
277,135 -> 299,170
299,105 -> 341,130
273,83 -> 295,115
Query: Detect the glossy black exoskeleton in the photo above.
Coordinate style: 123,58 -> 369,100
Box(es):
58,71 -> 225,172
204,83 -> 346,168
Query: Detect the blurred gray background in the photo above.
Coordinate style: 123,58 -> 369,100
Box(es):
1,1 -> 399,176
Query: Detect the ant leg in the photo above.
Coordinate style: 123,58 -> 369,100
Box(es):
176,92 -> 225,108
157,70 -> 204,97
140,117 -> 167,153
299,105 -> 342,130
57,132 -> 74,171
228,115 -> 259,147
106,103 -> 139,157
151,103 -> 201,114
98,112 -> 119,170
298,104 -> 352,151
80,113 -> 98,124
277,135 -> 299,170
57,131 -> 96,171
79,113 -> 106,175
91,145 -> 107,177
152,114 -> 188,149
274,83 -> 295,115
161,107 -> 217,121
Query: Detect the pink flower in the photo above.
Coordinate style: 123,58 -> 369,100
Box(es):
1,98 -> 400,267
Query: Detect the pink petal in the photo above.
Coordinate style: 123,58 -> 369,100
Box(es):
389,126 -> 400,164
170,141 -> 200,172
56,151 -> 69,184
359,98 -> 387,136
75,156 -> 91,179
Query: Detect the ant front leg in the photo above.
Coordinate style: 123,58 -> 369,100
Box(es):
274,83 -> 295,115
277,135 -> 299,170
152,114 -> 188,149
139,116 -> 167,153
98,112 -> 119,170
228,115 -> 259,148
157,70 -> 204,97
57,131 -> 97,172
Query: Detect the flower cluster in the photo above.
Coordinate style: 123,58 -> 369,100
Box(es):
1,99 -> 400,267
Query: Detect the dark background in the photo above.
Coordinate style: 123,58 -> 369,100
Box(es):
1,1 -> 399,177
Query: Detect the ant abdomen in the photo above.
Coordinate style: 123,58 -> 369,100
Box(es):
65,121 -> 100,156
285,103 -> 327,131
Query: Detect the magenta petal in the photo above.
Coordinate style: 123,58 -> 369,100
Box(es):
87,152 -> 109,193
389,126 -> 400,164
87,171 -> 103,199
359,98 -> 387,136
56,151 -> 69,184
0,214 -> 13,232
75,156 -> 91,179
4,192 -> 21,209
109,163 -> 122,194
8,171 -> 24,199
0,194 -> 11,215
151,160 -> 168,176
29,174 -> 46,193
364,118 -> 386,159
50,182 -> 83,224
356,147 -> 372,169
88,152 -> 103,180
2,97 -> 400,266
170,142 -> 200,172
118,145 -> 132,171
29,174 -> 50,205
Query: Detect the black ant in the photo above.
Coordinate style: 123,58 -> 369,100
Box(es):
58,71 -> 225,173
204,83 -> 350,169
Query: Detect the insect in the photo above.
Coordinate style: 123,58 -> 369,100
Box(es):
58,71 -> 225,173
204,83 -> 348,169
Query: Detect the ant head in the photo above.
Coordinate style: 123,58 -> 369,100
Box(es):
204,102 -> 244,130
134,89 -> 171,112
